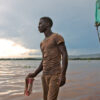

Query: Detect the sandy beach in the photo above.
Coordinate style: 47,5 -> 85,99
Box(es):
0,60 -> 100,100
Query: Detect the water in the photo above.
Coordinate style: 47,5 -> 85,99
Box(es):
0,60 -> 100,99
0,60 -> 42,97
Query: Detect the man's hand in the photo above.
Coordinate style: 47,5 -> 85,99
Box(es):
26,73 -> 36,79
59,74 -> 66,87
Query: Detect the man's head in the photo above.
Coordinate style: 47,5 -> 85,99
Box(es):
38,17 -> 53,33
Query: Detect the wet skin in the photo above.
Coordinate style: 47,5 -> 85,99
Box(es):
26,18 -> 68,87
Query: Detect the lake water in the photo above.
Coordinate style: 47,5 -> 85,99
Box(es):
0,60 -> 100,100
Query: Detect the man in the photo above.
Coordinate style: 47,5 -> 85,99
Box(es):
26,17 -> 68,100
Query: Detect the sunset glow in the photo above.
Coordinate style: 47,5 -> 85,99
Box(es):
0,39 -> 38,58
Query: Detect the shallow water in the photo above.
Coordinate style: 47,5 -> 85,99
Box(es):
0,60 -> 100,100
0,60 -> 42,97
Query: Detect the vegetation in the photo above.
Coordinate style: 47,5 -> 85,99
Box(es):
69,57 -> 100,60
0,58 -> 42,60
0,57 -> 100,60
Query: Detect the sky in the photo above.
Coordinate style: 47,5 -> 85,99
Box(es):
0,0 -> 100,58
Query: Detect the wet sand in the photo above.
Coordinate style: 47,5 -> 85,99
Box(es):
0,60 -> 100,100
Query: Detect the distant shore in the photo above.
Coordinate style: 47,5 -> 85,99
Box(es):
69,57 -> 100,60
0,57 -> 100,60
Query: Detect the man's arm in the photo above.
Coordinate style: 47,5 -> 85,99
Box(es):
33,60 -> 43,77
26,60 -> 43,78
57,42 -> 68,87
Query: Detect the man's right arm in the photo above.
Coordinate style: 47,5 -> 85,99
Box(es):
33,60 -> 43,77
26,60 -> 43,78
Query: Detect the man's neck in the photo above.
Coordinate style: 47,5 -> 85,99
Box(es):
44,28 -> 53,38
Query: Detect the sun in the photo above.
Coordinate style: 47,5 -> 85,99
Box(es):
0,39 -> 37,58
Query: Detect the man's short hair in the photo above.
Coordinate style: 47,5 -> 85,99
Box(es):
40,17 -> 53,27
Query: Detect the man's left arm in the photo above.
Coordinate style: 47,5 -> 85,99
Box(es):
58,42 -> 68,87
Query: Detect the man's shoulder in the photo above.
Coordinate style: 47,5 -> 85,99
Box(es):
53,33 -> 64,40
54,33 -> 65,45
40,33 -> 63,45
54,33 -> 63,37
40,33 -> 57,42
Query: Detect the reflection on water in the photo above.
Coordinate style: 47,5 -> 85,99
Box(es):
0,60 -> 100,98
0,60 -> 42,96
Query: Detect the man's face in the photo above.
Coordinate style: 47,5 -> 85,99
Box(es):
38,19 -> 48,33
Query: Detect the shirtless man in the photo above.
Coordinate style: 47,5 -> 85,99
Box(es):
26,17 -> 68,100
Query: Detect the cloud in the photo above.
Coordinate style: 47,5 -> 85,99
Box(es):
0,38 -> 41,58
0,0 -> 99,56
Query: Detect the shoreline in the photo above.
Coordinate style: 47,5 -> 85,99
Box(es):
0,58 -> 100,60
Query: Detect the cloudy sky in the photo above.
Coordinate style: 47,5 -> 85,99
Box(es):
0,0 -> 100,58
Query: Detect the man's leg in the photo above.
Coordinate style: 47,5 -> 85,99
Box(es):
47,74 -> 60,100
41,75 -> 49,100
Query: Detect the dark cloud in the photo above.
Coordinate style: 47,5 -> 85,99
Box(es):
0,0 -> 99,55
